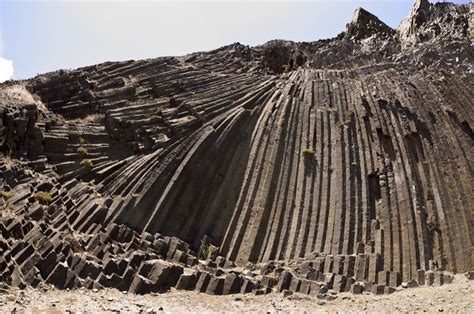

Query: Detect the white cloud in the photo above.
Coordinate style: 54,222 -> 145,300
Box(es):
0,57 -> 14,83
0,27 -> 14,82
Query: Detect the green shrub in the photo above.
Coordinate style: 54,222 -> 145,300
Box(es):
35,191 -> 52,205
336,119 -> 351,127
302,148 -> 315,158
80,159 -> 93,169
344,109 -> 354,119
77,146 -> 88,155
1,191 -> 12,200
336,109 -> 354,127
198,240 -> 217,260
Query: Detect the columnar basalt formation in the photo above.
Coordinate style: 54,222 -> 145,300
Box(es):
1,0 -> 473,296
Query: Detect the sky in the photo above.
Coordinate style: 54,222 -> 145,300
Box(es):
0,0 -> 471,82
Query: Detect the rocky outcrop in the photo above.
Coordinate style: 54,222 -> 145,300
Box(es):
0,104 -> 44,159
0,0 -> 473,297
398,0 -> 469,43
398,0 -> 432,39
306,0 -> 472,71
0,167 -> 458,295
395,0 -> 472,73
346,7 -> 395,41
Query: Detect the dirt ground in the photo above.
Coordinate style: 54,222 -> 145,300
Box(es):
0,274 -> 472,313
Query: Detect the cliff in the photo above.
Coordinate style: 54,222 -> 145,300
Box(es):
0,0 -> 472,296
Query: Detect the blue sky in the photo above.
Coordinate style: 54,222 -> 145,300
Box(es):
0,0 -> 471,81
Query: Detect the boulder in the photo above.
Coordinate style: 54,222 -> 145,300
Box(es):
206,277 -> 225,295
176,270 -> 199,290
45,262 -> 80,289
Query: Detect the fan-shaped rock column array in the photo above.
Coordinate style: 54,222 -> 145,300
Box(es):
1,0 -> 473,296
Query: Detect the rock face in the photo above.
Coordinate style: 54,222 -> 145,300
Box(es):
398,0 -> 433,38
398,0 -> 469,41
346,7 -> 395,40
0,0 -> 473,296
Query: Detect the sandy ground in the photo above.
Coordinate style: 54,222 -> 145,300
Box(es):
0,275 -> 472,313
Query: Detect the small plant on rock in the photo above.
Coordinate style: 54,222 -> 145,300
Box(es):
77,146 -> 88,156
35,191 -> 52,205
80,159 -> 93,169
198,239 -> 218,260
302,148 -> 315,158
1,191 -> 12,200
336,109 -> 354,127
198,241 -> 211,260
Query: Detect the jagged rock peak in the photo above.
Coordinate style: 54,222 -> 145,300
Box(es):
346,7 -> 394,40
398,0 -> 470,41
351,7 -> 379,25
398,0 -> 431,38
413,0 -> 430,10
